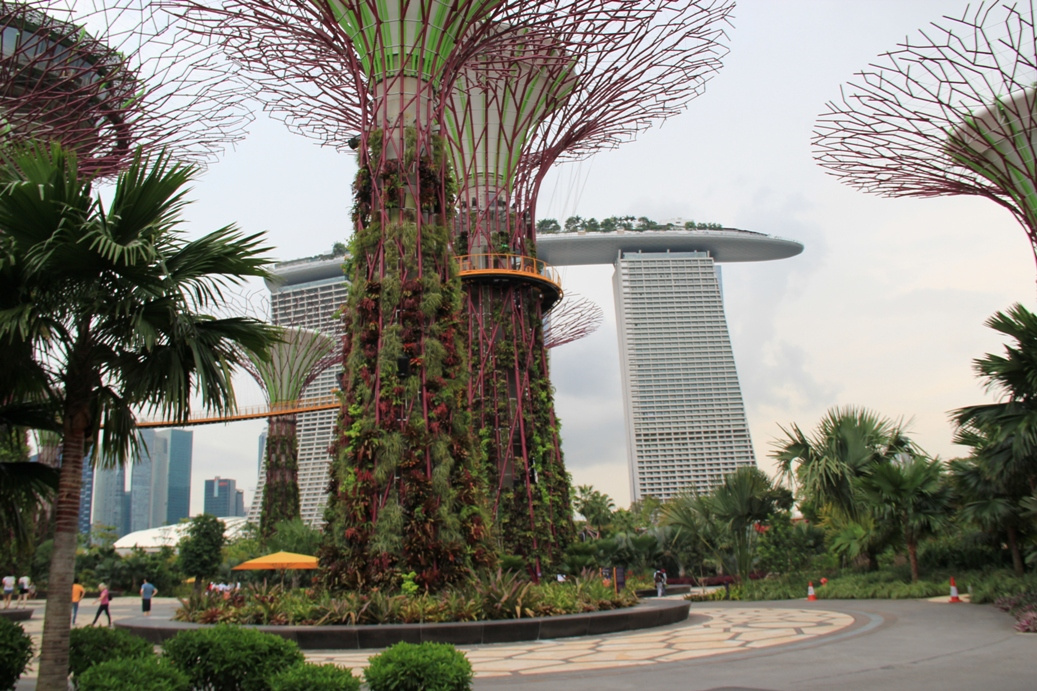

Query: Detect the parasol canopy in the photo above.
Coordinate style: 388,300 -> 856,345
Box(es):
231,551 -> 319,570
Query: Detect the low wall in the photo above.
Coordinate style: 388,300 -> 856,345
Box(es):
118,598 -> 693,650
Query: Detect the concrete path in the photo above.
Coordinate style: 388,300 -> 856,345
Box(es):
11,596 -> 1033,690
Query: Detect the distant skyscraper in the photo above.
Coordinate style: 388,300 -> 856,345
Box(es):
165,429 -> 193,524
538,229 -> 803,501
130,429 -> 169,532
204,476 -> 244,517
78,461 -> 93,536
93,465 -> 129,537
613,252 -> 755,498
247,253 -> 348,526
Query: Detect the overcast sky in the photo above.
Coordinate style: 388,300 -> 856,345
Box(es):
167,0 -> 1035,515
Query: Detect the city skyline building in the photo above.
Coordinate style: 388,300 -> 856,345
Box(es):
129,428 -> 194,531
166,429 -> 193,524
204,476 -> 245,517
538,228 -> 803,501
130,429 -> 168,532
92,465 -> 129,537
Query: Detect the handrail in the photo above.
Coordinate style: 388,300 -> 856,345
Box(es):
455,253 -> 562,291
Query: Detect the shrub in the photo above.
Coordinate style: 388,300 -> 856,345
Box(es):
162,624 -> 304,691
269,662 -> 360,691
77,657 -> 189,691
365,642 -> 473,691
68,626 -> 153,680
0,618 -> 33,691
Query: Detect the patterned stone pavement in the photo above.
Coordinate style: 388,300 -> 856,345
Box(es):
305,605 -> 855,679
11,598 -> 856,687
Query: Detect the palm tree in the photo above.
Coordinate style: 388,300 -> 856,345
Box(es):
952,305 -> 1037,572
950,423 -> 1030,575
574,485 -> 615,539
772,406 -> 916,569
0,144 -> 279,690
709,467 -> 783,583
858,455 -> 950,581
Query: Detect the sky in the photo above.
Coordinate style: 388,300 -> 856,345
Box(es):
165,0 -> 1035,516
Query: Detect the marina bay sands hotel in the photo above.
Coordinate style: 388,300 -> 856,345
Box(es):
538,228 -> 802,502
258,226 -> 802,521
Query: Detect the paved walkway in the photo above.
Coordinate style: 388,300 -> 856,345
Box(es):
306,605 -> 854,678
11,595 -> 1032,690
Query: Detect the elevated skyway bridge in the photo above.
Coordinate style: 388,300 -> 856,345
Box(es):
133,394 -> 340,428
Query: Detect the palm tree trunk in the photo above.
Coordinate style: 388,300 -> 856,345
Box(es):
907,539 -> 919,582
1007,525 -> 1024,576
36,423 -> 86,690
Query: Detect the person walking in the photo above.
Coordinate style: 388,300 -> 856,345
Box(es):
139,579 -> 157,616
16,575 -> 30,607
2,574 -> 13,608
71,580 -> 85,625
654,568 -> 667,597
90,583 -> 111,627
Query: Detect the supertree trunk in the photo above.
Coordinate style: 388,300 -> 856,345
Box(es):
259,414 -> 301,536
314,0 -> 502,591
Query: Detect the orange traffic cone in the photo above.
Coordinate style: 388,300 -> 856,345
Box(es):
949,577 -> 962,603
807,581 -> 817,601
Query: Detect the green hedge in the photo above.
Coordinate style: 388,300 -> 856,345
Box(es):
269,662 -> 360,691
77,657 -> 189,691
0,618 -> 33,691
365,642 -> 473,691
162,624 -> 304,691
68,626 -> 153,680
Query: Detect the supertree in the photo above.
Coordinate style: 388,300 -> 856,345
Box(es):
813,1 -> 1037,270
176,0 -> 731,582
444,0 -> 733,573
0,1 -> 250,178
241,326 -> 339,537
175,0 -> 564,588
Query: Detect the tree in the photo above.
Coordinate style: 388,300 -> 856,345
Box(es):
858,455 -> 950,581
708,467 -> 784,583
952,304 -> 1037,575
772,406 -> 917,568
0,144 -> 279,690
574,485 -> 615,538
536,218 -> 560,235
563,216 -> 583,233
179,514 -> 227,593
950,424 -> 1031,575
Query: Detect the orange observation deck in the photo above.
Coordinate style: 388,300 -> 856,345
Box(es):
455,253 -> 563,309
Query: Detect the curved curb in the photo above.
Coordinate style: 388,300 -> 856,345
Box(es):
116,598 -> 692,650
0,609 -> 33,622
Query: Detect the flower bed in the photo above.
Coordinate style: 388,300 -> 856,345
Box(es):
175,571 -> 637,626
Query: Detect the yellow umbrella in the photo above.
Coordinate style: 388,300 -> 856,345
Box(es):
232,551 -> 319,571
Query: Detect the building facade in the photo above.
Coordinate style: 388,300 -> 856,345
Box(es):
537,228 -> 803,502
204,476 -> 245,517
247,253 -> 348,527
165,429 -> 193,524
614,251 -> 754,499
92,465 -> 129,537
129,428 -> 193,531
130,429 -> 168,532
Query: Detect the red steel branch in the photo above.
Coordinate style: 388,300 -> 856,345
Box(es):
0,1 -> 251,178
813,2 -> 1037,264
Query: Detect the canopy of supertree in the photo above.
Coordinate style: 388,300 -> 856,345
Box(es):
0,0 -> 251,178
813,1 -> 1037,266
